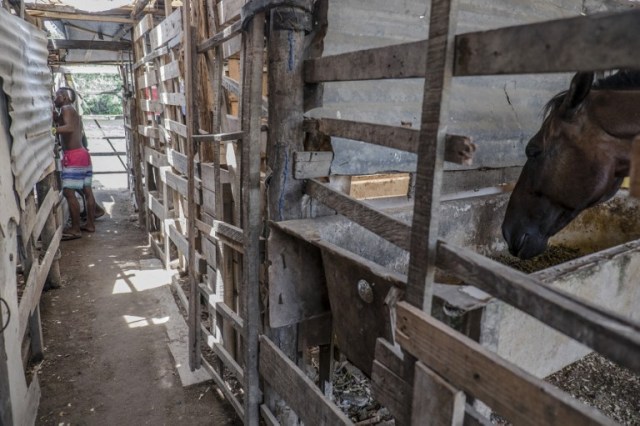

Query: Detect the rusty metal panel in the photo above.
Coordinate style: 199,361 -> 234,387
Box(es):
0,8 -> 54,207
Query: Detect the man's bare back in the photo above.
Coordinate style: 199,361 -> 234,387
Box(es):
53,89 -> 84,150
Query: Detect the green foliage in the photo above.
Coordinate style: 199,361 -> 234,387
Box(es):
71,73 -> 124,115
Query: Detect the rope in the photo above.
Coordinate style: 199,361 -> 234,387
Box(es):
0,297 -> 10,334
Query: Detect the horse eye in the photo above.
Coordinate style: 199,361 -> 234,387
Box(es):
525,144 -> 542,159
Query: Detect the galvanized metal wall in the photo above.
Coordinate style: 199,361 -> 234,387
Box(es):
309,0 -> 637,177
0,8 -> 54,207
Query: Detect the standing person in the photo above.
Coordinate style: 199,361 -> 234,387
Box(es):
53,87 -> 97,240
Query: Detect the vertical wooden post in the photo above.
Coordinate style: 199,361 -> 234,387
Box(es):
406,0 -> 458,313
628,135 -> 640,199
184,0 -> 201,371
241,11 -> 266,426
265,3 -> 313,423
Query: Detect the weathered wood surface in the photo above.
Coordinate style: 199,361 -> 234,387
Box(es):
305,179 -> 411,251
405,0 -> 458,312
144,146 -> 169,168
396,302 -> 614,426
150,7 -> 182,49
159,60 -> 181,82
455,10 -> 640,76
48,39 -> 132,51
303,118 -> 474,164
436,241 -> 640,374
411,362 -> 465,426
195,218 -> 243,250
304,40 -> 426,83
138,125 -> 160,139
165,119 -> 188,138
259,336 -> 352,425
241,12 -> 265,425
147,191 -> 166,220
134,13 -> 154,40
31,187 -> 57,243
18,224 -> 62,339
200,357 -> 245,421
197,19 -> 241,53
217,0 -> 244,25
371,358 -> 410,426
293,151 -> 333,179
202,325 -> 244,381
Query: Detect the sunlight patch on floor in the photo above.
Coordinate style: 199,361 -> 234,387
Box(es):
123,315 -> 170,328
112,260 -> 173,294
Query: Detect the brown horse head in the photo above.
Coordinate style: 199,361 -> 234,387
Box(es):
502,72 -> 640,259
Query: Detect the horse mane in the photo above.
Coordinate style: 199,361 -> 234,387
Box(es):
543,70 -> 640,117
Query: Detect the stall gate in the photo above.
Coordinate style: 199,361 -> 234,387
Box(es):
129,0 -> 640,425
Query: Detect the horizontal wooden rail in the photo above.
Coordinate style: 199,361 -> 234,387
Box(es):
454,9 -> 640,76
396,302 -> 614,425
303,118 -> 474,164
259,335 -> 351,425
436,241 -> 640,374
197,20 -> 242,53
195,219 -> 244,252
304,40 -> 426,83
305,179 -> 411,251
193,131 -> 244,143
305,10 -> 640,82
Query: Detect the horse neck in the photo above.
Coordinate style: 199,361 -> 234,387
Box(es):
588,90 -> 640,139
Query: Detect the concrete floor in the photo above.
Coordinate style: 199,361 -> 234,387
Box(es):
36,189 -> 240,425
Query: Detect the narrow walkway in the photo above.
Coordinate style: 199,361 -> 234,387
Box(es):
36,189 -> 240,425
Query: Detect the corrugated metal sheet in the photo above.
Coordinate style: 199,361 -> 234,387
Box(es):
0,8 -> 54,207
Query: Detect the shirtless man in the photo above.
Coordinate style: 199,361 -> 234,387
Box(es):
53,87 -> 96,240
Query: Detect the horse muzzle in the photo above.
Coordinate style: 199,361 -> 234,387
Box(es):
502,226 -> 548,260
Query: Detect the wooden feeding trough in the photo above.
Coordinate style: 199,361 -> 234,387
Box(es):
270,189 -> 640,378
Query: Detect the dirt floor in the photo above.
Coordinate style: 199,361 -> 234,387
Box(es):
36,189 -> 241,425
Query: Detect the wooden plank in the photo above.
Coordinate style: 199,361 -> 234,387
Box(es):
293,151 -> 333,179
48,39 -> 131,51
167,148 -> 189,175
200,163 -> 230,190
31,187 -> 57,242
200,357 -> 245,421
144,146 -> 169,168
138,125 -> 160,139
455,10 -> 640,76
137,71 -> 158,89
260,405 -> 280,426
202,188 -> 216,215
147,191 -> 166,220
23,375 -> 41,426
371,359 -> 411,426
27,9 -> 133,23
165,119 -> 187,138
405,0 -> 457,312
436,241 -> 640,374
217,0 -> 243,25
149,7 -> 182,49
140,99 -> 163,113
411,362 -> 465,425
193,131 -> 243,143
195,219 -> 243,251
201,234 -> 217,268
197,20 -> 241,53
164,169 -> 202,204
305,179 -> 411,250
396,302 -> 614,426
159,60 -> 180,82
304,118 -> 474,164
222,35 -> 242,59
18,225 -> 62,339
304,40 -> 426,83
216,301 -> 244,332
160,92 -> 186,107
202,326 -> 244,381
259,336 -> 351,425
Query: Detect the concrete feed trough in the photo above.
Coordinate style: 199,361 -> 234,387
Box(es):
274,191 -> 640,378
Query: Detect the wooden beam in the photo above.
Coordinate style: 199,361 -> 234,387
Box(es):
454,9 -> 640,76
436,241 -> 640,374
305,40 -> 426,83
197,19 -> 241,53
259,336 -> 351,425
47,39 -> 131,51
305,179 -> 411,250
27,10 -> 134,23
396,302 -> 614,426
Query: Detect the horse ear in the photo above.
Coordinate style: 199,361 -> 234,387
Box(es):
560,72 -> 594,119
